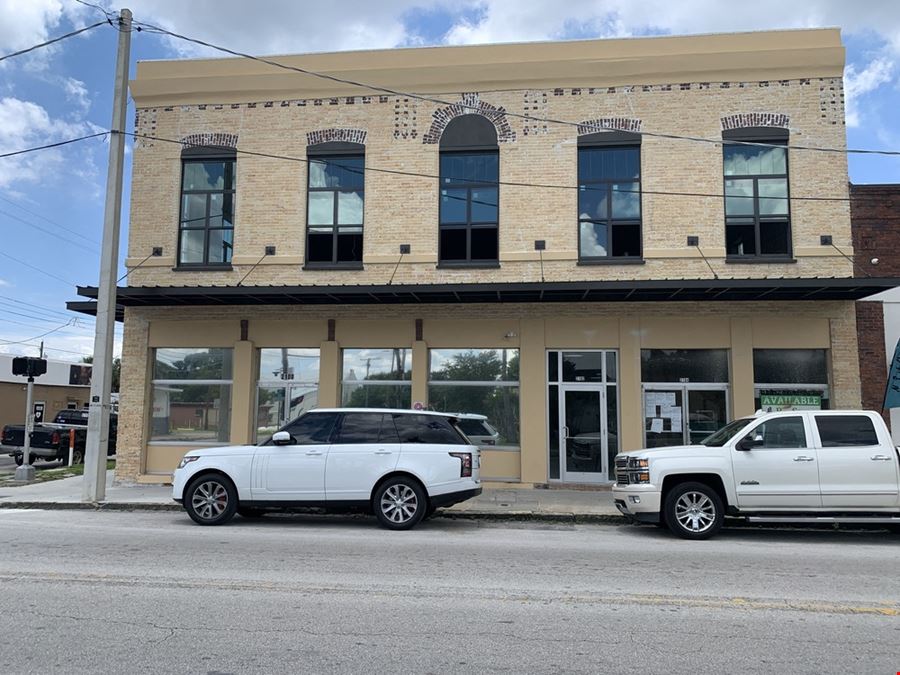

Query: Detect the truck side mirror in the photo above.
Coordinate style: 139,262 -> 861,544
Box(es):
737,436 -> 764,451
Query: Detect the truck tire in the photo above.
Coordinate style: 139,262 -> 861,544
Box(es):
664,482 -> 724,540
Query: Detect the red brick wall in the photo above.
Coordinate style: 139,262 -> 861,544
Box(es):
850,184 -> 900,423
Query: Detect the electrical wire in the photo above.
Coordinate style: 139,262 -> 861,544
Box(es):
0,195 -> 101,246
0,132 -> 108,160
0,208 -> 99,254
0,319 -> 76,345
0,20 -> 108,63
0,251 -> 78,286
131,20 -> 900,157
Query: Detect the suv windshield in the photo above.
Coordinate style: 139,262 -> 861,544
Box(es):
699,418 -> 754,447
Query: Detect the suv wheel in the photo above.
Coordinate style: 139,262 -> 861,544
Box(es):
185,474 -> 237,526
664,482 -> 724,540
374,477 -> 427,530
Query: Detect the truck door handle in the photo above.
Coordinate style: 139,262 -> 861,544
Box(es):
793,456 -> 815,462
374,449 -> 392,455
305,450 -> 323,456
870,455 -> 892,461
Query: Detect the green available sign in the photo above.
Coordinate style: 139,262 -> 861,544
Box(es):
760,394 -> 822,410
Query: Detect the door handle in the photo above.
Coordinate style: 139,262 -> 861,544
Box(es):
374,449 -> 392,455
870,455 -> 892,461
793,456 -> 815,462
305,450 -> 323,456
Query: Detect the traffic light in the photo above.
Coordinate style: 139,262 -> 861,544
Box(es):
12,357 -> 47,378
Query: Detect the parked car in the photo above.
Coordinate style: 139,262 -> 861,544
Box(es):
453,413 -> 501,446
613,410 -> 900,539
2,409 -> 118,466
172,408 -> 482,529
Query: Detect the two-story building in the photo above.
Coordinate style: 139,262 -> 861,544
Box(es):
70,28 -> 897,485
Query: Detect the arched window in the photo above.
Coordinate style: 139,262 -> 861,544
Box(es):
577,130 -> 642,261
306,141 -> 365,268
439,115 -> 499,265
722,126 -> 791,259
178,145 -> 236,267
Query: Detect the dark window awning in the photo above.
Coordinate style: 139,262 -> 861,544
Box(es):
66,277 -> 900,321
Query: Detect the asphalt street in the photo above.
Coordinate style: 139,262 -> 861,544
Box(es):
0,510 -> 897,674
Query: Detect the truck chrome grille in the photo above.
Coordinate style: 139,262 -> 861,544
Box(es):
614,457 -> 629,486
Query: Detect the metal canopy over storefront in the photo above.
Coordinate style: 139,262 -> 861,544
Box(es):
67,277 -> 900,318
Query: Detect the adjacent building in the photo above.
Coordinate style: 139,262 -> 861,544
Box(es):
70,28 -> 897,485
0,354 -> 92,429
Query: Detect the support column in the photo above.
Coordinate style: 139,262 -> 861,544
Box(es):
519,318 -> 546,484
411,340 -> 428,407
319,340 -> 341,407
229,340 -> 255,445
619,317 -> 642,452
730,318 -> 755,419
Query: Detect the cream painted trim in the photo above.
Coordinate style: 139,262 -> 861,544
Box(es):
501,251 -> 577,262
479,476 -> 522,483
131,29 -> 843,107
231,255 -> 304,266
137,474 -> 172,484
643,247 -> 728,259
793,247 -> 854,258
125,256 -> 175,268
363,254 -> 436,264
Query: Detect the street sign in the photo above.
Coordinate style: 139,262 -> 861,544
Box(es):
33,401 -> 45,424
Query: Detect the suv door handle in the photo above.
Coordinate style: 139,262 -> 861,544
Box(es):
305,450 -> 324,456
793,456 -> 815,462
870,455 -> 892,461
374,449 -> 392,455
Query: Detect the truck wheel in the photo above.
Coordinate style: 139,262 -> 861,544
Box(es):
71,449 -> 84,465
664,482 -> 724,540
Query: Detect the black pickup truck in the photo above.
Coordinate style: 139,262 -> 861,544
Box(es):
2,409 -> 118,466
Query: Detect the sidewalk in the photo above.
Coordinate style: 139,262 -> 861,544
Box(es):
0,471 -> 622,523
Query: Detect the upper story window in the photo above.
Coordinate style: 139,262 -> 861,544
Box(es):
306,142 -> 365,268
439,115 -> 499,265
577,131 -> 642,261
723,127 -> 791,259
178,146 -> 236,267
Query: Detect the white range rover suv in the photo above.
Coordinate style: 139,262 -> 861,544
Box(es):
172,408 -> 482,529
613,410 -> 900,539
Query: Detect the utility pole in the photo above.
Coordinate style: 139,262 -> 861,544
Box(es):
83,8 -> 131,502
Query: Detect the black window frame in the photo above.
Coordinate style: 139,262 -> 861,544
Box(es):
305,142 -> 365,270
177,146 -> 236,269
438,115 -> 500,267
722,127 -> 792,261
577,132 -> 642,262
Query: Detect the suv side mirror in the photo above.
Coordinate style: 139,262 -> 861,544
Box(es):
737,436 -> 764,451
272,431 -> 295,446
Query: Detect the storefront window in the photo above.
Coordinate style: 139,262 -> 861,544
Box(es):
341,348 -> 412,408
428,348 -> 519,448
256,348 -> 320,441
753,349 -> 829,410
641,349 -> 729,383
151,347 -> 233,443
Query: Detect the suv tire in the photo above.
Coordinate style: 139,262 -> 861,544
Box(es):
374,476 -> 427,530
185,474 -> 238,526
664,482 -> 724,540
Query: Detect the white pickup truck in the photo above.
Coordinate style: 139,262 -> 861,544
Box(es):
613,410 -> 900,539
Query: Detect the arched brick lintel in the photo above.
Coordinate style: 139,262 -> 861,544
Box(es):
721,113 -> 790,131
576,118 -> 642,136
180,132 -> 239,149
306,128 -> 367,145
423,93 -> 516,144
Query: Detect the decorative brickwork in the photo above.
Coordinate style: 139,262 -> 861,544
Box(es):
393,99 -> 418,140
306,128 -> 367,146
180,132 -> 238,149
720,113 -> 789,130
422,93 -> 516,144
577,118 -> 642,136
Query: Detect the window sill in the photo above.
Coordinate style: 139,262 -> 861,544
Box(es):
172,265 -> 233,272
725,257 -> 796,265
302,263 -> 364,271
577,258 -> 645,266
436,261 -> 501,269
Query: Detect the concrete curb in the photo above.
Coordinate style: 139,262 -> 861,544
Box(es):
0,500 -> 627,523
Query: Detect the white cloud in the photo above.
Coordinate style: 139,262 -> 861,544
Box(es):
844,58 -> 894,127
0,0 -> 94,69
62,77 -> 90,115
0,96 -> 103,189
0,278 -> 12,287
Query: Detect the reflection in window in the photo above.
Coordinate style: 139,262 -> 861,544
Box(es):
341,348 -> 411,408
577,144 -> 641,260
150,348 -> 233,443
306,148 -> 364,266
178,152 -> 235,266
753,349 -> 829,411
723,132 -> 791,258
641,349 -> 729,383
429,348 -> 519,448
744,416 -> 807,448
256,348 -> 320,441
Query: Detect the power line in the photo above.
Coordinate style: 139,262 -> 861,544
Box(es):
0,20 -> 108,63
127,130 -> 857,205
0,208 -> 99,254
0,251 -> 77,286
131,20 -> 900,158
0,132 -> 108,160
0,195 -> 101,246
0,319 -> 76,345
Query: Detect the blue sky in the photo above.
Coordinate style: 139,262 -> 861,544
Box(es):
0,0 -> 898,361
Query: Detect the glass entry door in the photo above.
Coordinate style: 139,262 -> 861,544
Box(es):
643,385 -> 728,448
559,386 -> 614,483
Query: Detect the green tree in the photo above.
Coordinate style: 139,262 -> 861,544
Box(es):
81,356 -> 121,393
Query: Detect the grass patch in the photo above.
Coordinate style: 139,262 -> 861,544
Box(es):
3,460 -> 115,484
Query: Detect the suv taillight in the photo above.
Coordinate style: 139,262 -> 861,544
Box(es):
449,452 -> 472,478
